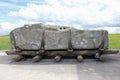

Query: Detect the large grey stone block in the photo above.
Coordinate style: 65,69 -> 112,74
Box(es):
71,29 -> 108,49
10,24 -> 43,50
45,29 -> 69,50
10,23 -> 108,50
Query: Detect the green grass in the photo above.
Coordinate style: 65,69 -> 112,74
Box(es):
0,36 -> 10,50
109,34 -> 120,49
0,34 -> 120,50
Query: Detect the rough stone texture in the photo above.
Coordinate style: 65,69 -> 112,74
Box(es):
10,23 -> 108,50
71,28 -> 108,49
10,24 -> 43,50
45,29 -> 69,50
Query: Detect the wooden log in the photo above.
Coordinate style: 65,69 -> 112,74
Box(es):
100,49 -> 119,54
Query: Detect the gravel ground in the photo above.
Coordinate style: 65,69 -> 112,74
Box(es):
0,50 -> 120,80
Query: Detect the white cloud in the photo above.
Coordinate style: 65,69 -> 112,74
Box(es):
0,22 -> 18,35
1,0 -> 120,35
95,27 -> 120,33
8,0 -> 120,25
8,6 -> 39,21
103,27 -> 120,34
1,22 -> 16,30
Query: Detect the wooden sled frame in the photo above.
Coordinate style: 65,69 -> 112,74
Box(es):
6,49 -> 119,62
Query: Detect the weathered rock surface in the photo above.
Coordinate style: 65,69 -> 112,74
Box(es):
71,28 -> 108,49
10,23 -> 108,50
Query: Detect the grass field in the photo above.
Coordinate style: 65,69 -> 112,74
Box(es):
0,34 -> 120,50
109,34 -> 120,49
0,36 -> 10,50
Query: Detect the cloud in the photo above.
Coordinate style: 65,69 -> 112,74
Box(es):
96,27 -> 120,34
1,22 -> 16,30
1,0 -> 120,35
0,22 -> 18,35
8,0 -> 120,25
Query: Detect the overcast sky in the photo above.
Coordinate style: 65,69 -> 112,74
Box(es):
0,0 -> 120,35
